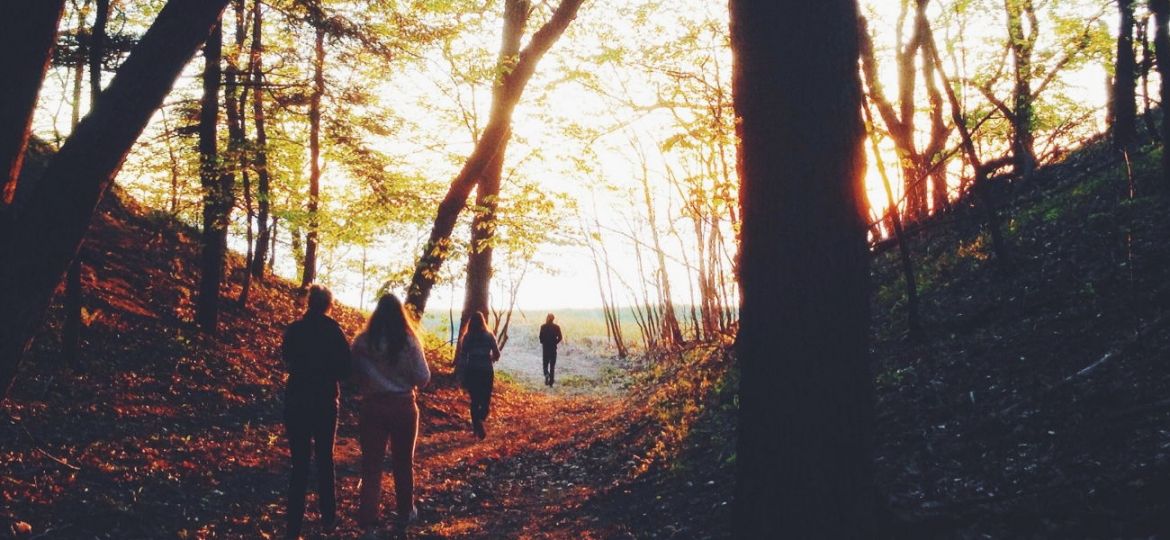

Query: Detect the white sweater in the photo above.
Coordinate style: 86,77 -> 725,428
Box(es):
351,332 -> 430,396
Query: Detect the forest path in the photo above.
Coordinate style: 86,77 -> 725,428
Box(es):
332,381 -> 635,539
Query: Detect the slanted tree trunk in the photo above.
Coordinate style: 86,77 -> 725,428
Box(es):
926,34 -> 1010,264
1152,0 -> 1170,190
64,0 -> 111,369
1116,0 -> 1139,151
1,0 -> 67,209
461,0 -> 528,327
195,21 -> 232,333
1005,0 -> 1038,178
638,157 -> 683,346
248,0 -> 271,279
301,24 -> 325,289
0,0 -> 233,400
405,0 -> 585,315
730,0 -> 874,536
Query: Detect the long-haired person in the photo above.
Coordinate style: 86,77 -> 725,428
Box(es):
458,311 -> 500,439
280,285 -> 352,539
351,294 -> 431,537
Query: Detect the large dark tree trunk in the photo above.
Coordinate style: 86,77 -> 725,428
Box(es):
405,0 -> 584,315
248,0 -> 271,279
301,24 -> 325,289
730,1 -> 873,536
0,0 -> 232,400
1115,0 -> 1139,150
1152,0 -> 1170,190
461,0 -> 527,326
0,0 -> 67,209
195,21 -> 231,333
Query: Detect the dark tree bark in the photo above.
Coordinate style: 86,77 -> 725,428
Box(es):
405,0 -> 584,315
1,0 -> 67,209
1115,0 -> 1139,150
301,24 -> 325,289
64,0 -> 111,369
461,0 -> 527,326
248,0 -> 272,279
1005,0 -> 1038,178
730,1 -> 874,537
1152,0 -> 1170,190
195,21 -> 232,333
0,0 -> 233,400
227,0 -> 252,305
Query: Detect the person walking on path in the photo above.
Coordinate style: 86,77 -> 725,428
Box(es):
280,285 -> 352,539
351,294 -> 431,538
457,312 -> 500,439
538,313 -> 563,386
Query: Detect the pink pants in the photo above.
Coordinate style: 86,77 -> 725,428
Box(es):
357,392 -> 418,526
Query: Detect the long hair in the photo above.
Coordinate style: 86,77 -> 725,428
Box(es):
365,294 -> 418,363
459,311 -> 492,343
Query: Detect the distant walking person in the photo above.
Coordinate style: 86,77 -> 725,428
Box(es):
351,294 -> 431,537
458,312 -> 500,439
280,285 -> 351,539
539,313 -> 563,386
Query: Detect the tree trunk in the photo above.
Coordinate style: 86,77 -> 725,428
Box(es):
405,0 -> 584,315
1115,0 -> 1139,151
0,0 -> 233,400
1152,0 -> 1170,190
229,0 -> 251,305
1139,14 -> 1159,140
926,34 -> 1011,264
1,0 -> 67,209
301,24 -> 325,289
1005,0 -> 1038,178
730,0 -> 874,536
638,161 -> 683,346
461,0 -> 528,328
249,0 -> 271,279
195,21 -> 229,333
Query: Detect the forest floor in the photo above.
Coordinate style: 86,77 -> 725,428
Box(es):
0,190 -> 733,539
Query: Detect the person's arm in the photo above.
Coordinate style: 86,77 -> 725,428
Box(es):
281,325 -> 298,374
555,326 -> 563,345
489,334 -> 501,363
408,336 -> 431,387
331,323 -> 352,381
349,334 -> 369,386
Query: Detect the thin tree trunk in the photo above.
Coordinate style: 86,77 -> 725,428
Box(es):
249,0 -> 271,279
301,24 -> 325,288
1139,14 -> 1159,140
1115,0 -> 1138,151
864,102 -> 922,339
0,0 -> 233,400
405,0 -> 585,315
1152,0 -> 1170,190
730,0 -> 874,536
1005,0 -> 1038,178
229,0 -> 251,305
638,156 -> 683,346
1,1 -> 67,210
926,34 -> 1011,264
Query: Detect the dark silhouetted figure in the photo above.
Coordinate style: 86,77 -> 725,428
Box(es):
538,313 -> 563,386
351,294 -> 431,537
280,285 -> 351,539
458,311 -> 500,439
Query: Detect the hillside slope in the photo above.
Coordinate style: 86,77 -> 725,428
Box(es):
872,136 -> 1170,537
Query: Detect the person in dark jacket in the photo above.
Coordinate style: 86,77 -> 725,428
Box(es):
457,311 -> 500,439
280,285 -> 351,539
538,313 -> 563,386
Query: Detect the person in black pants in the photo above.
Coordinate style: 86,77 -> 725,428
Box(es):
281,285 -> 351,539
458,311 -> 500,439
538,313 -> 563,386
